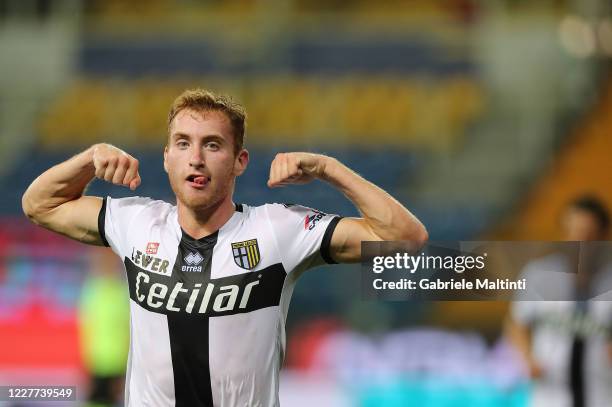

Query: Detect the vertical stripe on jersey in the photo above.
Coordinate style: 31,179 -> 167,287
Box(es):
166,231 -> 218,407
569,301 -> 587,407
167,313 -> 212,406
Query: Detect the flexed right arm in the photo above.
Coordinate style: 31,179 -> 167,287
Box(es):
22,143 -> 141,245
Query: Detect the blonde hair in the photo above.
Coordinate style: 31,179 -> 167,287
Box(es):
168,88 -> 246,153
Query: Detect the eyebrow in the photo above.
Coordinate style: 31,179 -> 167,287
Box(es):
171,133 -> 225,143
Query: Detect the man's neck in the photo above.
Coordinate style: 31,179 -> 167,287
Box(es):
177,195 -> 236,239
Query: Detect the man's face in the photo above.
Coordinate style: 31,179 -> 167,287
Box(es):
164,109 -> 248,211
562,208 -> 604,241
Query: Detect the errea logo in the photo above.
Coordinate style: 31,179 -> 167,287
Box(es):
184,252 -> 203,265
182,251 -> 204,272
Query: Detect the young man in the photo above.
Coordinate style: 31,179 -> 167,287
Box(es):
506,196 -> 612,407
22,89 -> 428,406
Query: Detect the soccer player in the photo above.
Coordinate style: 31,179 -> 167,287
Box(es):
22,89 -> 428,406
506,196 -> 612,407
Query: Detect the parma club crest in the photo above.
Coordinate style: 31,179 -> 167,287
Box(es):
231,239 -> 260,270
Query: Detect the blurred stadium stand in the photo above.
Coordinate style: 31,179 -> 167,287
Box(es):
36,78 -> 484,150
497,77 -> 612,239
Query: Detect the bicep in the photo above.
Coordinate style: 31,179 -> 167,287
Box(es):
329,217 -> 425,263
38,196 -> 104,245
328,217 -> 374,263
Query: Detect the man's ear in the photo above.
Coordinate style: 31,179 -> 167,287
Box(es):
163,145 -> 169,173
234,149 -> 249,176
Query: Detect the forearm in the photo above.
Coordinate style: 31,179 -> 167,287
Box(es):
505,317 -> 540,376
22,145 -> 96,220
320,156 -> 427,243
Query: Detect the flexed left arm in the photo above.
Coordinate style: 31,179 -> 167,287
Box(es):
268,152 -> 428,263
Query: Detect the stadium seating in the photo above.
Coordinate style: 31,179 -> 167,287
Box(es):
497,78 -> 612,239
37,77 -> 484,151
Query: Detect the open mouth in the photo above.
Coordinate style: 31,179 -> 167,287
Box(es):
186,174 -> 210,188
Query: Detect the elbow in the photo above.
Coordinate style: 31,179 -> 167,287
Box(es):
21,191 -> 43,225
415,226 -> 429,248
395,220 -> 428,249
368,212 -> 429,247
393,209 -> 428,248
410,225 -> 429,249
21,193 -> 36,222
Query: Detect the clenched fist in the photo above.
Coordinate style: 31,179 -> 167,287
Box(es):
267,152 -> 330,188
92,143 -> 141,190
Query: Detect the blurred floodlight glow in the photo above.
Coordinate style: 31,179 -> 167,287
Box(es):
559,15 -> 596,58
598,19 -> 612,57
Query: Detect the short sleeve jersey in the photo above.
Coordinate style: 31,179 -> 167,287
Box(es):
510,254 -> 612,407
99,197 -> 341,407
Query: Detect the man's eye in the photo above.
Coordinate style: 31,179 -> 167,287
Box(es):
177,141 -> 189,148
206,143 -> 220,150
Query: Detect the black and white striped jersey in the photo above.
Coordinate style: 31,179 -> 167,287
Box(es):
98,196 -> 340,407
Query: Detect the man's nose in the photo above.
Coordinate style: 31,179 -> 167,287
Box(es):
189,148 -> 204,168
